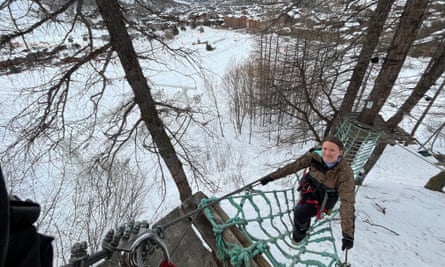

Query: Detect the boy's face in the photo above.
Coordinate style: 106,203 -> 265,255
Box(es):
322,141 -> 343,164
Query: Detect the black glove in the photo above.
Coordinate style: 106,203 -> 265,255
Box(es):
260,175 -> 273,185
341,233 -> 354,250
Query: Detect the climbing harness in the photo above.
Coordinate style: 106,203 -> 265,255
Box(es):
298,173 -> 338,220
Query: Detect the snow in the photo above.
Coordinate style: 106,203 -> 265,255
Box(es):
349,144 -> 445,267
1,21 -> 445,267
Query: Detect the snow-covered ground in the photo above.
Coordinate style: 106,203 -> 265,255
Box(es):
347,144 -> 444,267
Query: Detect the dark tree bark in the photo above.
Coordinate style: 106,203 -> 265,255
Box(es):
95,0 -> 192,201
386,39 -> 445,128
337,0 -> 395,116
357,0 -> 430,125
329,0 -> 396,136
352,0 -> 431,183
363,37 -> 445,178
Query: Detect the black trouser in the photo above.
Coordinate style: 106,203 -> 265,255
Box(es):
292,203 -> 317,241
292,192 -> 338,241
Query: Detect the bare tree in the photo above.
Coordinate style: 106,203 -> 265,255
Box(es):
356,0 -> 442,181
357,0 -> 431,125
223,59 -> 255,135
361,36 -> 445,179
95,0 -> 192,201
332,0 -> 396,132
225,1 -> 370,145
0,0 -> 212,263
224,0 -> 443,183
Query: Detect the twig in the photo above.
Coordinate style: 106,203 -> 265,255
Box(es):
363,218 -> 399,236
374,202 -> 386,214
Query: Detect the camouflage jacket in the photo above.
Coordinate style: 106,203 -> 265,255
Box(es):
266,150 -> 355,238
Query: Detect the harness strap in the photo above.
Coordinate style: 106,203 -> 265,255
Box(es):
303,194 -> 330,220
319,191 -> 328,216
298,180 -> 330,220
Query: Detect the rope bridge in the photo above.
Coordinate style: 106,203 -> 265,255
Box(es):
337,117 -> 382,183
201,118 -> 381,267
201,184 -> 342,267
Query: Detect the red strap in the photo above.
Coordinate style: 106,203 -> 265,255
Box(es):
298,171 -> 325,220
159,260 -> 176,267
300,184 -> 313,194
302,167 -> 308,177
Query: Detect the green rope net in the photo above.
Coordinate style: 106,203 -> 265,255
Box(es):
201,181 -> 342,267
201,118 -> 381,266
336,117 -> 382,183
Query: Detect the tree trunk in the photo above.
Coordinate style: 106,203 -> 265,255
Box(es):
386,39 -> 445,128
95,0 -> 192,201
338,0 -> 395,116
329,0 -> 395,135
363,38 -> 445,181
357,0 -> 430,125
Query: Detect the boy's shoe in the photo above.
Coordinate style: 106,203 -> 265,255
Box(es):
291,230 -> 306,244
291,238 -> 301,245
